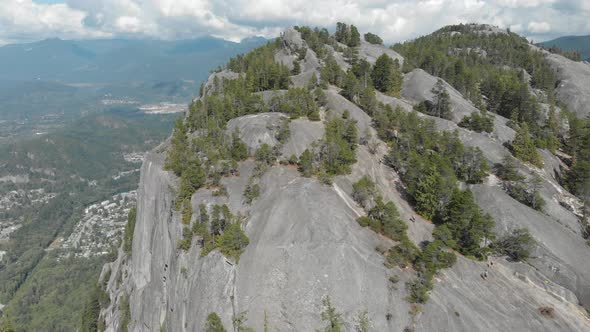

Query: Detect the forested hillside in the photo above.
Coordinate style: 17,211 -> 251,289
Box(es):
0,109 -> 175,331
393,23 -> 589,218
539,35 -> 590,61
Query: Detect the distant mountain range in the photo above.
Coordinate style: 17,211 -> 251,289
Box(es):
0,36 -> 267,83
0,36 -> 266,133
539,35 -> 590,61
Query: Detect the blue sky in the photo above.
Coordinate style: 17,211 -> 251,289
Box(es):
2,0 -> 590,45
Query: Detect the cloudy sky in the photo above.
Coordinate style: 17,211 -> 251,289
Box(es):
1,0 -> 589,45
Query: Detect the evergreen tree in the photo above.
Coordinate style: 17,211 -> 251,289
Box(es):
352,59 -> 372,88
441,188 -> 495,256
431,79 -> 452,120
335,22 -> 349,45
496,154 -> 525,182
349,25 -> 361,47
210,204 -> 231,236
543,101 -> 560,152
414,166 -> 443,220
511,123 -> 543,167
80,286 -> 100,332
232,312 -> 254,332
458,110 -> 494,133
335,22 -> 360,47
299,149 -> 315,177
352,176 -> 378,208
314,87 -> 327,107
199,204 -> 209,224
255,144 -> 275,165
321,117 -> 358,175
292,60 -> 301,75
181,199 -> 192,225
176,155 -> 206,208
527,174 -> 547,212
361,198 -> 407,240
355,310 -> 370,332
342,71 -> 361,102
320,53 -> 345,87
165,118 -> 188,176
493,228 -> 535,261
364,32 -> 383,45
458,147 -> 489,184
1,320 -> 15,332
230,129 -> 249,161
567,161 -> 590,199
218,222 -> 250,262
319,296 -> 343,332
358,85 -> 378,115
343,46 -> 358,65
371,54 -> 402,96
205,313 -> 227,332
123,207 -> 137,254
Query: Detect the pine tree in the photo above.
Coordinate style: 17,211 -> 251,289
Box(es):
431,79 -> 452,120
352,176 -> 377,208
230,129 -> 249,161
371,54 -> 402,96
512,123 -> 543,167
181,199 -> 192,225
80,286 -> 100,332
299,149 -> 315,177
205,313 -> 227,332
342,71 -> 361,102
365,198 -> 407,240
529,174 -> 545,211
165,118 -> 188,176
544,100 -> 560,152
319,296 -> 343,332
199,204 -> 209,224
359,85 -> 378,115
1,321 -> 15,332
218,222 -> 250,262
391,59 -> 403,96
123,207 -> 137,254
177,155 -> 206,208
349,25 -> 361,47
335,22 -> 349,45
441,188 -> 495,256
335,22 -> 360,47
364,32 -> 383,45
497,154 -> 525,182
414,166 -> 442,220
292,60 -> 301,75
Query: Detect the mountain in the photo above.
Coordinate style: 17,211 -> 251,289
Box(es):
0,36 -> 267,83
0,36 -> 266,142
82,23 -> 590,332
540,35 -> 590,61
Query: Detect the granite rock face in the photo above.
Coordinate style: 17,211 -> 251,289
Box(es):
100,27 -> 590,332
543,51 -> 590,118
402,68 -> 515,143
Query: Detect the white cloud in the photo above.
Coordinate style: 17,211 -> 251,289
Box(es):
115,16 -> 143,33
1,0 -> 590,44
494,0 -> 555,8
528,21 -> 551,33
0,0 -> 110,44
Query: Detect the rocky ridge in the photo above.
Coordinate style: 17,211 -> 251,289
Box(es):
99,27 -> 590,332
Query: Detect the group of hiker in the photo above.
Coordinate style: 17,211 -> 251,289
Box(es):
481,260 -> 495,280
